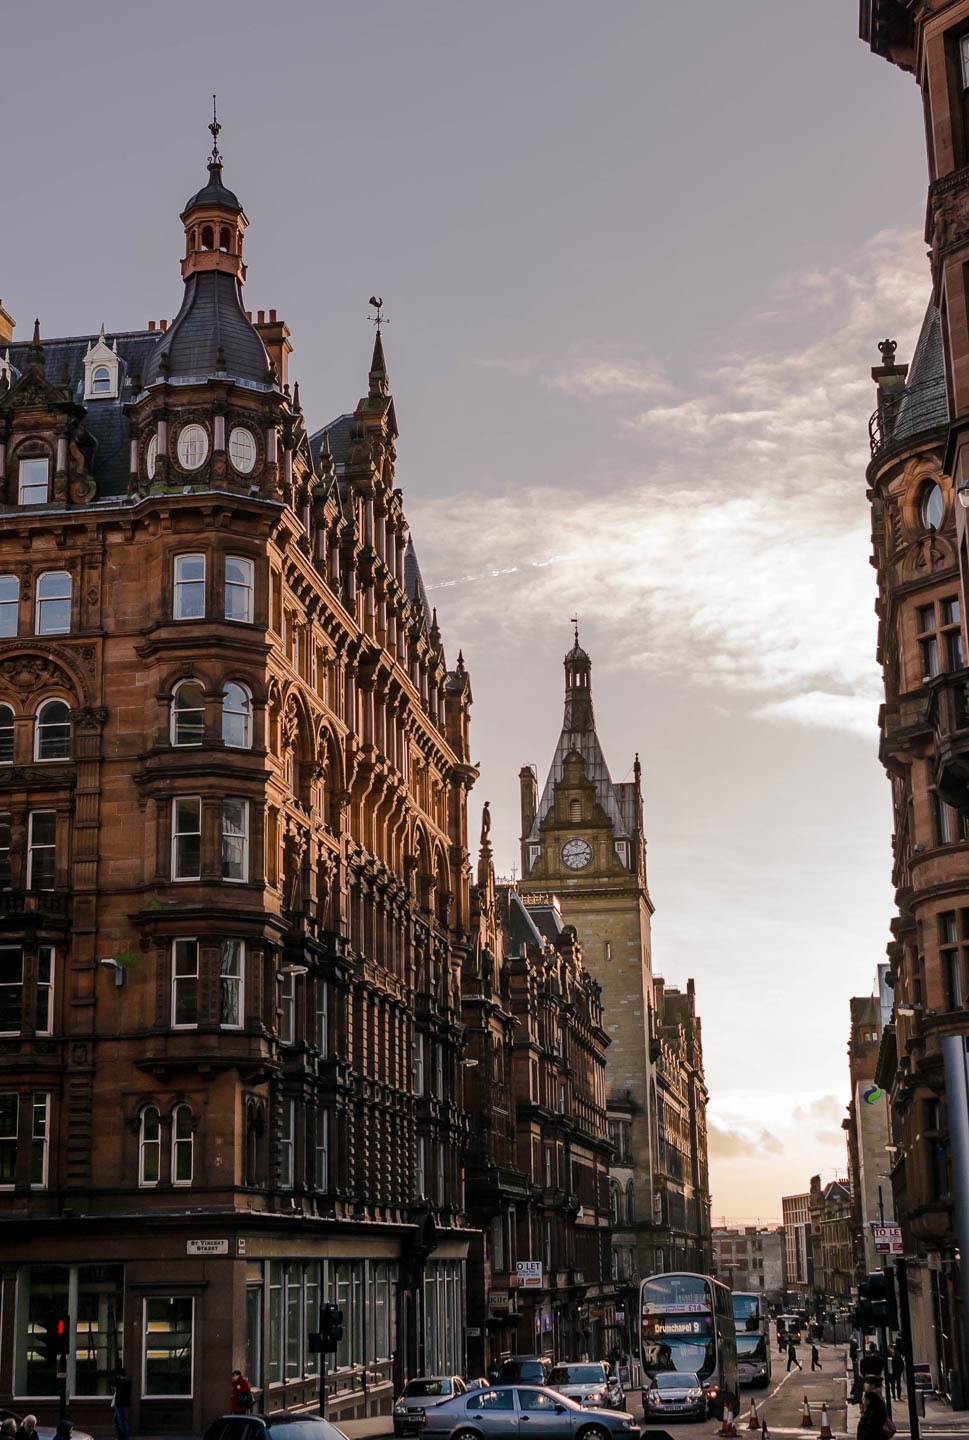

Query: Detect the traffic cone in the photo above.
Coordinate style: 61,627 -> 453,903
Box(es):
818,1404 -> 833,1440
747,1400 -> 760,1430
801,1397 -> 813,1428
719,1404 -> 738,1437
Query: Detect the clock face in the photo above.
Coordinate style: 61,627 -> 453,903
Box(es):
561,838 -> 593,871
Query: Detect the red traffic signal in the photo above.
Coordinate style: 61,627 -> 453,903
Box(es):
38,1313 -> 70,1364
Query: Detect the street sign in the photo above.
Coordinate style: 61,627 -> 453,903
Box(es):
871,1224 -> 903,1255
516,1260 -> 543,1288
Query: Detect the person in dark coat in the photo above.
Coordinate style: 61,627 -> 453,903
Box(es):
113,1366 -> 132,1440
15,1414 -> 38,1440
811,1343 -> 822,1371
787,1340 -> 802,1372
230,1370 -> 254,1414
860,1343 -> 885,1388
857,1382 -> 887,1440
889,1346 -> 904,1400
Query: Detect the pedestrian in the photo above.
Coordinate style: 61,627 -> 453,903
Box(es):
54,1421 -> 72,1440
230,1369 -> 254,1414
1,1422 -> 18,1440
787,1340 -> 802,1372
890,1346 -> 904,1401
15,1416 -> 38,1440
113,1365 -> 132,1440
860,1342 -> 885,1389
857,1382 -> 888,1440
811,1343 -> 822,1371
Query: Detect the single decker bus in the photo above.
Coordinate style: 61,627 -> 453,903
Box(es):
730,1292 -> 772,1388
640,1272 -> 738,1417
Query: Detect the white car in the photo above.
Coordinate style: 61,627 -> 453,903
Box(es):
393,1376 -> 468,1437
548,1364 -> 624,1410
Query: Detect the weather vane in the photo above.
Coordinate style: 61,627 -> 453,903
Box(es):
209,95 -> 222,165
368,296 -> 389,332
570,614 -> 580,647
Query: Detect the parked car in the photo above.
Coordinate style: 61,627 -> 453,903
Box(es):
419,1384 -> 639,1440
202,1414 -> 350,1440
394,1377 -> 469,1436
496,1356 -> 554,1385
548,1364 -> 624,1410
642,1372 -> 708,1423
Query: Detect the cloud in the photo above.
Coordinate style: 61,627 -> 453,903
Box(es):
792,1094 -> 847,1146
708,1122 -> 784,1160
415,229 -> 928,738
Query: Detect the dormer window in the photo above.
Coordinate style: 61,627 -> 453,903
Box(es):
19,459 -> 49,505
82,331 -> 120,400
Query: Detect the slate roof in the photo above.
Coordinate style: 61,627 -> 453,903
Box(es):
183,159 -> 243,215
404,537 -> 433,629
891,301 -> 949,445
527,644 -> 633,843
507,890 -> 547,953
4,330 -> 160,499
142,271 -> 271,388
309,414 -> 354,474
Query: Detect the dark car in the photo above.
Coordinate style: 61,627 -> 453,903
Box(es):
419,1384 -> 639,1440
497,1357 -> 554,1385
202,1414 -> 350,1440
642,1372 -> 708,1423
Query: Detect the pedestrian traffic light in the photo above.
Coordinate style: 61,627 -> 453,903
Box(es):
858,1271 -> 898,1331
37,1313 -> 70,1364
317,1303 -> 344,1353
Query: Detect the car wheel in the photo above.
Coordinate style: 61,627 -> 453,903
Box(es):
578,1426 -> 611,1440
452,1429 -> 481,1440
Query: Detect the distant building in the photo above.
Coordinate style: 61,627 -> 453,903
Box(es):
462,813 -> 613,1375
711,1227 -> 784,1303
781,1193 -> 813,1303
519,632 -> 711,1284
843,994 -> 894,1280
808,1178 -> 853,1306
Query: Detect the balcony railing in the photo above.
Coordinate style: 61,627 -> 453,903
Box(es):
0,888 -> 70,925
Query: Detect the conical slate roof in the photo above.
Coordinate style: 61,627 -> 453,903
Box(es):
892,302 -> 949,445
142,271 -> 271,387
182,159 -> 242,215
404,537 -> 433,630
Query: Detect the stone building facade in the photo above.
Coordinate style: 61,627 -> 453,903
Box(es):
863,0 -> 969,1392
0,135 -> 475,1433
462,812 -> 613,1375
711,1227 -> 784,1304
518,633 -> 711,1302
781,1192 -> 813,1304
843,993 -> 894,1281
808,1178 -> 853,1307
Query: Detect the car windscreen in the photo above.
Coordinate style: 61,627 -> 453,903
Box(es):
403,1382 -> 450,1397
499,1364 -> 545,1381
549,1367 -> 606,1384
265,1422 -> 348,1440
654,1373 -> 700,1389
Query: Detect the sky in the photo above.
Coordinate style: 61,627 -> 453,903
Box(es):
0,1 -> 933,1222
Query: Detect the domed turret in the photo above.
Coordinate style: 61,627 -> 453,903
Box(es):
143,104 -> 271,389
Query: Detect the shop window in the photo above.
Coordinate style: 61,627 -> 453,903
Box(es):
142,1296 -> 193,1396
19,1263 -> 124,1398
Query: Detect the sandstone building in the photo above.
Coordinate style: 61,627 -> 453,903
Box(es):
711,1227 -> 784,1305
462,811 -> 613,1375
518,633 -> 711,1302
0,131 -> 475,1432
843,988 -> 894,1283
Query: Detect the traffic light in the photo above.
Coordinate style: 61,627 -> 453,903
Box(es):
315,1302 -> 344,1353
858,1271 -> 898,1331
37,1313 -> 70,1364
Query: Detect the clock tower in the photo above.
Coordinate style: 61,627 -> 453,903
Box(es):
519,631 -> 711,1288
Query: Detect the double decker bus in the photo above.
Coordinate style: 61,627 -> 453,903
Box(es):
640,1272 -> 738,1416
731,1292 -> 772,1388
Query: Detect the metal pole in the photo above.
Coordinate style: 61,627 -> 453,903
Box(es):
896,1257 -> 920,1440
942,1034 -> 969,1382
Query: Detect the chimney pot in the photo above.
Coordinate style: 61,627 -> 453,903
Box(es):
257,310 -> 265,324
269,309 -> 277,323
160,319 -> 168,332
148,321 -> 156,332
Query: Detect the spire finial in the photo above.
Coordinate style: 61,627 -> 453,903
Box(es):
571,614 -> 579,649
209,94 -> 222,166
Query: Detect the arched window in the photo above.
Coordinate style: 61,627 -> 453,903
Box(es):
609,1180 -> 622,1226
35,572 -> 72,635
0,705 -> 13,764
219,226 -> 231,252
201,225 -> 214,250
92,366 -> 111,394
35,699 -> 71,761
172,1104 -> 193,1185
171,680 -> 205,746
626,1179 -> 635,1222
139,1106 -> 161,1186
222,682 -> 252,749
